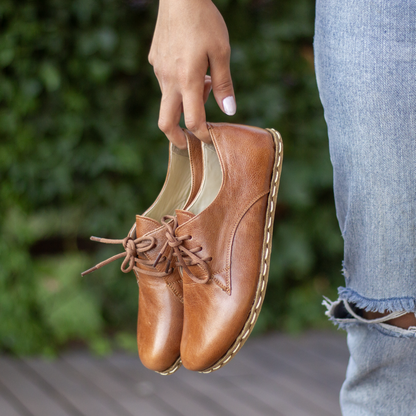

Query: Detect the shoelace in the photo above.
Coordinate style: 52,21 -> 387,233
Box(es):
81,216 -> 212,282
154,215 -> 212,284
81,235 -> 172,278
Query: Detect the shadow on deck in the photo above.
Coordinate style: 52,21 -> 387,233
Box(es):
0,330 -> 349,416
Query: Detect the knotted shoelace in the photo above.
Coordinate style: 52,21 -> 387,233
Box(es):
81,235 -> 170,277
154,215 -> 212,284
81,216 -> 212,283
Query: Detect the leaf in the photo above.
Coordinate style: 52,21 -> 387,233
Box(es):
39,62 -> 61,92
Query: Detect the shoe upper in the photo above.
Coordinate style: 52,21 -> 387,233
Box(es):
174,123 -> 279,371
83,130 -> 203,374
133,215 -> 184,372
132,130 -> 203,372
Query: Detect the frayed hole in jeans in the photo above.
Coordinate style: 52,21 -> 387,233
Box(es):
323,297 -> 416,337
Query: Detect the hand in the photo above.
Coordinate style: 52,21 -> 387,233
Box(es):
149,0 -> 236,148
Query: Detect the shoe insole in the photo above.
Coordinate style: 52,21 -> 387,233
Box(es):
188,143 -> 222,216
144,146 -> 192,221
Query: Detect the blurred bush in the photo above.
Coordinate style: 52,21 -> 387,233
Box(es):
0,0 -> 344,355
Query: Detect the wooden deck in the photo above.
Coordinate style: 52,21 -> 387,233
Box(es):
0,330 -> 349,416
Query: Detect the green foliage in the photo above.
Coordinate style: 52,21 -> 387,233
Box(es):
0,0 -> 344,355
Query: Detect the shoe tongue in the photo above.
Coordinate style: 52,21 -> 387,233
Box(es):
135,215 -> 160,238
175,209 -> 195,226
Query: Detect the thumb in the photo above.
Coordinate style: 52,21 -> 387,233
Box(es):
210,58 -> 236,116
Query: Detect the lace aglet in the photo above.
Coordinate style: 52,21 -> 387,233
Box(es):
152,252 -> 163,268
165,259 -> 172,274
90,236 -> 102,242
81,266 -> 98,276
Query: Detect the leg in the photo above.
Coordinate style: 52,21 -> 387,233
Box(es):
314,0 -> 416,414
363,310 -> 416,329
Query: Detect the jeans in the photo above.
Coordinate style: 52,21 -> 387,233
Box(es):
314,0 -> 416,414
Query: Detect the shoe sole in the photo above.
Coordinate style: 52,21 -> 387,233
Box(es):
156,356 -> 182,376
199,128 -> 283,374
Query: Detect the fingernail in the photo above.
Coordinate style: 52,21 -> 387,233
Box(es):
222,96 -> 236,116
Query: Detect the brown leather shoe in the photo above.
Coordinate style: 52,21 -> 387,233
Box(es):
82,131 -> 203,375
162,123 -> 283,372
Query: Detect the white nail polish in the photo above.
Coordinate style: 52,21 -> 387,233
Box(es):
222,96 -> 236,116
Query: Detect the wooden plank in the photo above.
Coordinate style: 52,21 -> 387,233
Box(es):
235,344 -> 341,416
63,352 -> 171,416
244,340 -> 341,415
292,331 -> 350,364
0,358 -> 75,416
274,333 -> 348,378
24,357 -> 130,416
176,369 -> 278,416
84,352 -> 184,416
218,384 -> 287,416
230,347 -> 340,416
252,335 -> 346,393
173,353 -> 286,416
227,373 -> 317,416
106,353 -> 231,416
0,390 -> 27,416
0,331 -> 347,416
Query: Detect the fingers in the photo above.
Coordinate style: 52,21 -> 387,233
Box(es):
157,68 -> 231,147
203,75 -> 212,104
154,50 -> 233,146
209,47 -> 236,116
158,90 -> 187,149
182,82 -> 210,144
158,76 -> 210,147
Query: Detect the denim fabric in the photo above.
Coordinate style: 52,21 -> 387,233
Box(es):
314,0 -> 416,414
342,326 -> 416,416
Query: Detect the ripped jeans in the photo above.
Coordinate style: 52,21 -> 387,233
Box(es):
314,0 -> 416,414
